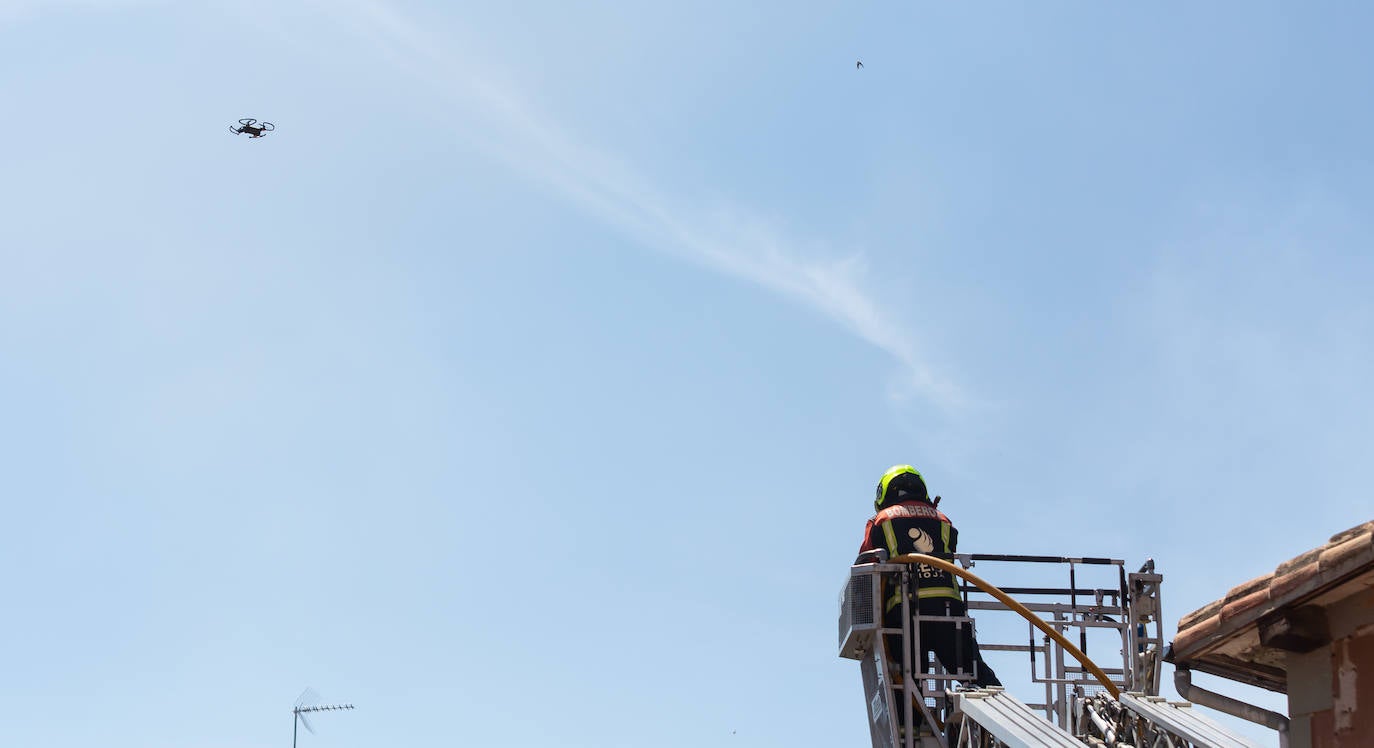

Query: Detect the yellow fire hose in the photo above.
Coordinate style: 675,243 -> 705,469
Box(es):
892,553 -> 1121,699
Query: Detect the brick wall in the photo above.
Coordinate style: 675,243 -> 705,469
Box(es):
1287,588 -> 1374,748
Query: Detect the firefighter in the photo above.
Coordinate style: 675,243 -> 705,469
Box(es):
857,465 -> 1001,689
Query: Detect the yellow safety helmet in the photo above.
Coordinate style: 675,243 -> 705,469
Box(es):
875,464 -> 927,509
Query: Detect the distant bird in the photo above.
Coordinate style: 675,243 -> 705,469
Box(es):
856,60 -> 863,70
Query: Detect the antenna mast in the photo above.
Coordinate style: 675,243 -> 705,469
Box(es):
291,693 -> 355,748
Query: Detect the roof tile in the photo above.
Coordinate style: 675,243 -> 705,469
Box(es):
1220,588 -> 1271,623
1269,561 -> 1321,601
1173,613 -> 1221,657
1327,520 -> 1374,546
1275,548 -> 1323,577
1317,532 -> 1373,576
1179,599 -> 1225,632
1223,573 -> 1274,603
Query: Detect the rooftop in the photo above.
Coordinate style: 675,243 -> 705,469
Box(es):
1168,520 -> 1374,692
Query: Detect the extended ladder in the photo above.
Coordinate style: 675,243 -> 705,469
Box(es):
949,689 -> 1081,747
1073,691 -> 1268,748
840,555 -> 1272,747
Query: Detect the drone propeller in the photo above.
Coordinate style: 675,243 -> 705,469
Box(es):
295,687 -> 319,709
239,118 -> 257,126
295,687 -> 318,733
259,122 -> 275,132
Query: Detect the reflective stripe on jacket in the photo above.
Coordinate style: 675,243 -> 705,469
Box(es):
857,500 -> 961,604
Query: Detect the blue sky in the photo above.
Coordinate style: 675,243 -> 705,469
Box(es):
2,1 -> 1371,746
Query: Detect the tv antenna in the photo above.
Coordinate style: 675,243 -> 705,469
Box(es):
292,688 -> 355,748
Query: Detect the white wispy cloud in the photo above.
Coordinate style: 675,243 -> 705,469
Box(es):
295,0 -> 965,407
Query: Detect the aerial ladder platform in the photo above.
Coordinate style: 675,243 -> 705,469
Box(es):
839,553 -> 1268,747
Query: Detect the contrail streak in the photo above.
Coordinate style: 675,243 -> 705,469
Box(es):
308,0 -> 965,406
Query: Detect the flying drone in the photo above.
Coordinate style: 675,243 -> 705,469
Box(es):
230,118 -> 275,138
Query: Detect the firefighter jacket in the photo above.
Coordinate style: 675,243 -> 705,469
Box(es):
857,499 -> 961,607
